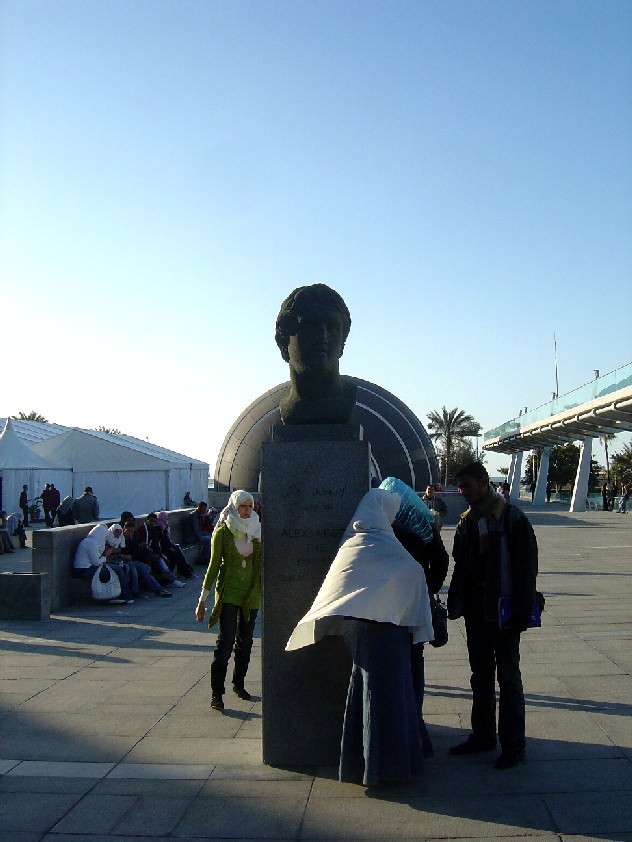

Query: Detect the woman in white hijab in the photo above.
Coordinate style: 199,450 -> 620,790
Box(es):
72,524 -> 135,604
195,490 -> 262,711
286,488 -> 433,787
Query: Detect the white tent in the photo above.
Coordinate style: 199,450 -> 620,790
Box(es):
30,428 -> 208,519
0,419 -> 72,515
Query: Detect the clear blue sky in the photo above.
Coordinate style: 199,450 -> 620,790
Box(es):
2,0 -> 630,478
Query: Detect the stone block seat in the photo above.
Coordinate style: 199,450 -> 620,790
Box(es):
32,508 -> 199,612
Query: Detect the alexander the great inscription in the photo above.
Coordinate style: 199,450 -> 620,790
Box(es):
281,527 -> 344,540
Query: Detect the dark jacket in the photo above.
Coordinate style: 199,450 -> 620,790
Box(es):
393,523 -> 449,595
448,496 -> 537,624
72,493 -> 99,524
133,523 -> 163,556
182,510 -> 213,544
422,494 -> 447,517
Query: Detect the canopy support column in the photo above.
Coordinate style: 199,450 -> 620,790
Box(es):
509,451 -> 523,501
533,447 -> 550,504
570,438 -> 593,512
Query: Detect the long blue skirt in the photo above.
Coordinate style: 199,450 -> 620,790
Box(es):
339,618 -> 423,786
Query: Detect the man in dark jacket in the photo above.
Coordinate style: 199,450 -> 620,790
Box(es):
422,484 -> 448,531
182,501 -> 214,565
72,487 -> 99,523
19,485 -> 29,526
447,461 -> 538,770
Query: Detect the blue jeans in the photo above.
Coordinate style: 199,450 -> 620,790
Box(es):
197,535 -> 212,565
126,560 -> 163,595
210,603 -> 258,694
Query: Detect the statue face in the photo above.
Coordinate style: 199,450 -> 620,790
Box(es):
286,303 -> 345,375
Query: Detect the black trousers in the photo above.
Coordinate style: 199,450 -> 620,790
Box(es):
210,603 -> 258,695
464,600 -> 525,753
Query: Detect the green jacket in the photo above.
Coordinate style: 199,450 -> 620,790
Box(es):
202,524 -> 262,628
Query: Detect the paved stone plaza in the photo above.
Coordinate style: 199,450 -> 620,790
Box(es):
1,504 -> 631,841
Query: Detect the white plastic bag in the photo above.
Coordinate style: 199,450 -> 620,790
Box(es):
91,563 -> 122,601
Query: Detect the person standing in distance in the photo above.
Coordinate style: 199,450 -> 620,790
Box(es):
447,461 -> 538,770
19,485 -> 29,526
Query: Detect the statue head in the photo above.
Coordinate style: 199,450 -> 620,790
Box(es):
275,284 -> 351,373
275,284 -> 356,424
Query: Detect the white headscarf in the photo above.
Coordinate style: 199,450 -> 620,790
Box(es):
83,524 -> 119,555
286,488 -> 434,650
108,523 -> 125,549
216,490 -> 261,541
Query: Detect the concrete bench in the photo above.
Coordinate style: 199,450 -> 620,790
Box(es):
0,572 -> 50,620
32,508 -> 199,611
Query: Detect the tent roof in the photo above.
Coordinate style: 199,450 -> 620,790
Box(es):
0,419 -> 66,469
1,419 -> 208,473
30,427 -> 207,472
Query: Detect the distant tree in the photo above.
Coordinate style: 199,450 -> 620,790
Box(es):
599,433 -> 617,482
426,406 -> 482,487
589,459 -> 604,491
524,450 -> 542,485
548,443 -> 580,490
96,426 -> 122,435
498,466 -> 509,477
437,439 -> 484,484
12,411 -> 48,422
611,443 -> 632,486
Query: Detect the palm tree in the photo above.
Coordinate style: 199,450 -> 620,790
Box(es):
599,433 -> 616,482
426,406 -> 482,487
12,411 -> 48,422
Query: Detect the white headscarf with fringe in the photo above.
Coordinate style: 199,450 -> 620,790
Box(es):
286,488 -> 433,650
216,490 -> 261,541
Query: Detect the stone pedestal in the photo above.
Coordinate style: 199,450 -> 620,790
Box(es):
0,572 -> 50,620
261,424 -> 370,766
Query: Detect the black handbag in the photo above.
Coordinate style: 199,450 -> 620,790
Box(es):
429,592 -> 448,648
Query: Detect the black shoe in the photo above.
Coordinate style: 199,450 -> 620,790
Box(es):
210,694 -> 224,711
495,750 -> 525,770
233,685 -> 251,701
449,735 -> 496,755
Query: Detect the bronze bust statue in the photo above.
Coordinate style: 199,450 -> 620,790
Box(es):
275,284 -> 357,424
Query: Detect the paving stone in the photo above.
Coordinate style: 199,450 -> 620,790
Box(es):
176,792 -> 308,839
51,793 -> 136,834
0,792 -> 81,832
301,793 -> 556,838
0,775 -> 99,794
545,791 -> 632,836
106,763 -> 212,780
6,761 -> 114,778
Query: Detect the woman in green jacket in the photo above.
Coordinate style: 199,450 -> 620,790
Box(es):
195,490 -> 261,711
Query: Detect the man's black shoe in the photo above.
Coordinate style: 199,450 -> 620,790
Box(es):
495,750 -> 525,770
233,685 -> 252,701
210,695 -> 224,711
449,735 -> 496,755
